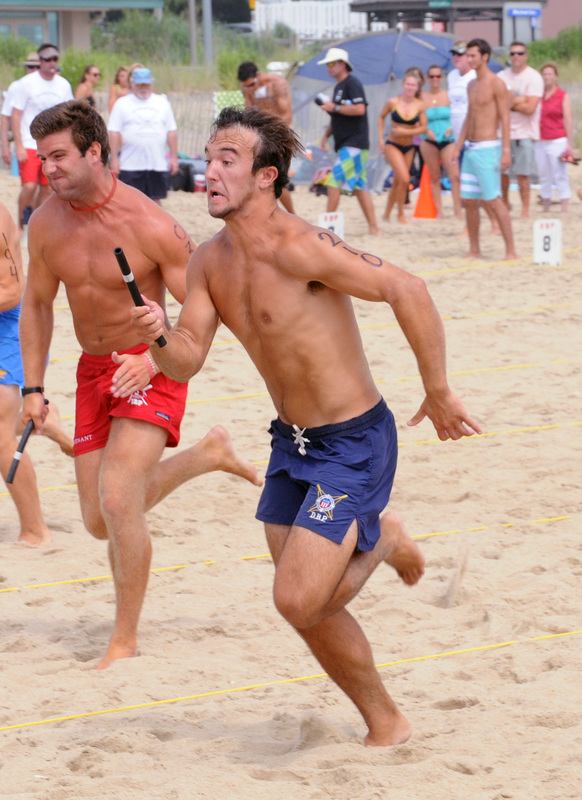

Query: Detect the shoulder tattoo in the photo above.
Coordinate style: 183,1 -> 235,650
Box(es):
174,224 -> 195,255
317,230 -> 382,267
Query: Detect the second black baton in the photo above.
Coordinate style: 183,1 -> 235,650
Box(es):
114,246 -> 167,347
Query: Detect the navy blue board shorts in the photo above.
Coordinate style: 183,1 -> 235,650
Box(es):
256,398 -> 397,552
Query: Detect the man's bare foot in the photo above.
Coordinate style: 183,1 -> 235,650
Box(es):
489,224 -> 501,235
379,511 -> 425,585
368,226 -> 381,236
18,527 -> 53,547
365,710 -> 412,747
466,250 -> 483,259
96,645 -> 140,671
41,401 -> 74,457
457,226 -> 468,239
520,210 -> 529,219
202,425 -> 263,486
397,215 -> 408,225
382,214 -> 390,222
504,251 -> 518,261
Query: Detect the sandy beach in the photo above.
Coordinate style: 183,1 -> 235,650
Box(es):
1,165 -> 581,799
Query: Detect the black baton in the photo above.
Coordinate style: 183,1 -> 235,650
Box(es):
6,421 -> 34,484
7,397 -> 50,484
114,247 -> 167,347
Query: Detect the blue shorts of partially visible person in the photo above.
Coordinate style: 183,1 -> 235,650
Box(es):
327,146 -> 369,193
460,140 -> 502,201
0,306 -> 23,387
118,170 -> 169,200
504,138 -> 535,177
256,398 -> 397,552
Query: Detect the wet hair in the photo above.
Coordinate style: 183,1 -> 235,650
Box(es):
540,60 -> 558,75
237,61 -> 259,82
403,67 -> 424,98
37,42 -> 60,57
210,106 -> 304,199
30,100 -> 110,166
467,38 -> 492,59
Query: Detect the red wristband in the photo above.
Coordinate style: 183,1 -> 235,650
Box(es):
141,352 -> 157,379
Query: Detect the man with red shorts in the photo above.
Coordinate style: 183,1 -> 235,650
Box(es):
10,43 -> 73,232
20,101 -> 261,670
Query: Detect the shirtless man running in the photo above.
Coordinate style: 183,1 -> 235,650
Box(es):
129,107 -> 482,745
19,100 -> 260,669
238,61 -> 295,214
453,39 -> 516,260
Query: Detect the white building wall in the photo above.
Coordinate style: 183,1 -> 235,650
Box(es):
255,0 -> 387,40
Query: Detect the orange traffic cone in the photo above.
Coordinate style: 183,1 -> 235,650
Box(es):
413,164 -> 437,219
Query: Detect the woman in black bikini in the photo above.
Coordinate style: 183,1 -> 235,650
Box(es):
75,65 -> 101,108
378,68 -> 427,223
419,65 -> 462,218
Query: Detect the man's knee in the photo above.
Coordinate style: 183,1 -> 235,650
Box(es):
80,504 -> 108,540
273,580 -> 322,630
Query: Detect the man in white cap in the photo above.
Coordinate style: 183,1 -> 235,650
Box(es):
10,44 -> 73,233
1,52 -> 41,168
447,41 -> 476,143
108,66 -> 179,205
317,48 -> 379,236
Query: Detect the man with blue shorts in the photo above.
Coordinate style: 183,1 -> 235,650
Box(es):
130,107 -> 482,746
454,39 -> 516,260
0,201 -> 72,545
317,48 -> 379,235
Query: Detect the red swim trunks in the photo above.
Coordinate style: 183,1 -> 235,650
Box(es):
73,344 -> 188,457
19,149 -> 49,186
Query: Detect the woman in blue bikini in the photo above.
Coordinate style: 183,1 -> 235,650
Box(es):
419,65 -> 462,218
378,68 -> 427,223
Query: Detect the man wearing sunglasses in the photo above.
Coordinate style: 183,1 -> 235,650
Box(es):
498,42 -> 543,218
10,43 -> 73,234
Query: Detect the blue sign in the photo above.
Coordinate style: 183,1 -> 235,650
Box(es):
508,8 -> 541,16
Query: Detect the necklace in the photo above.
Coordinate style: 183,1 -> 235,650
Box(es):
69,172 -> 117,212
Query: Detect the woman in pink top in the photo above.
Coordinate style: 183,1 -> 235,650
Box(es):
534,61 -> 573,212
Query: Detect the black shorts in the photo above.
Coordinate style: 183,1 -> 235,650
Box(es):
118,170 -> 169,200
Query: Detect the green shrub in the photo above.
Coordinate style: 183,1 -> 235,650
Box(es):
529,24 -> 582,67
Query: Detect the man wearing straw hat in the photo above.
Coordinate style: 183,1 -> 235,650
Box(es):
317,47 -> 380,236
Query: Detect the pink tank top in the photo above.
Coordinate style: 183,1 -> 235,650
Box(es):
540,87 -> 567,140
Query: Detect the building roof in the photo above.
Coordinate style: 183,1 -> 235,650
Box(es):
0,0 -> 163,8
349,0 -> 547,24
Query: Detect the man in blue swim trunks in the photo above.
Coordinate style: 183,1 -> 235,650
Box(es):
453,39 -> 517,260
130,107 -> 482,747
0,201 -> 73,545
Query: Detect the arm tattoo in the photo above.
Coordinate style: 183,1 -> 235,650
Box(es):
2,232 -> 18,281
174,224 -> 194,255
317,231 -> 383,267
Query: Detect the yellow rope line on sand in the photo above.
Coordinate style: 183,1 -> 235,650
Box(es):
1,629 -> 580,733
0,514 -> 573,594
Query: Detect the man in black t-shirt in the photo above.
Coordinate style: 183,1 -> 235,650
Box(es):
318,48 -> 379,235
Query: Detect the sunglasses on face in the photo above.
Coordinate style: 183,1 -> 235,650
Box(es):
510,51 -> 526,56
428,74 -> 442,78
26,64 -> 40,70
91,72 -> 101,77
241,78 -> 257,88
40,55 -> 59,62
